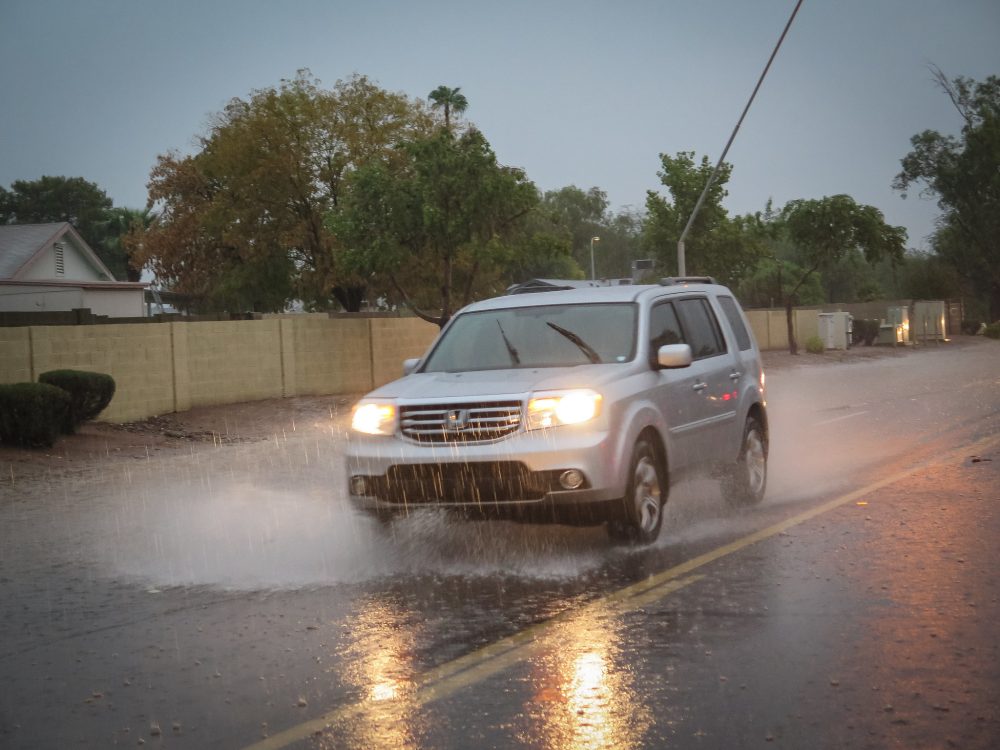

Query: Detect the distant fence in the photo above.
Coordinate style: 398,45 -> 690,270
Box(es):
0,317 -> 438,422
8,302 -> 957,423
744,309 -> 819,352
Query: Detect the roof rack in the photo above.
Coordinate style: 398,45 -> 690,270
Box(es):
658,276 -> 717,286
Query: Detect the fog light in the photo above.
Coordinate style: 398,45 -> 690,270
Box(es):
559,469 -> 585,490
350,476 -> 368,496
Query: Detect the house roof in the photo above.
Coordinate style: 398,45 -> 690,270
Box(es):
0,222 -> 116,281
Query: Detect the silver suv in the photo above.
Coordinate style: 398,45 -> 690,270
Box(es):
346,278 -> 767,543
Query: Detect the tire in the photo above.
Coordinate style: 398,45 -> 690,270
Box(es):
607,438 -> 666,544
722,415 -> 767,507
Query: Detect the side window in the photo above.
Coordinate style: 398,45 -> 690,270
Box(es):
675,297 -> 726,360
718,295 -> 752,351
648,302 -> 683,366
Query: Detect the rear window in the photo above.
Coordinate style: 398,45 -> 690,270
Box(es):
718,295 -> 752,351
422,303 -> 638,372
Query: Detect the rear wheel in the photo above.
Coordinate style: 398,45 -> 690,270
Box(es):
722,415 -> 767,506
607,438 -> 666,544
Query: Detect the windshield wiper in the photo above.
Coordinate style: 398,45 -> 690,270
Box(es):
497,320 -> 520,366
546,321 -> 602,364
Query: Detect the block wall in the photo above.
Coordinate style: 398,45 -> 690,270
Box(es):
0,309 -> 816,423
26,324 -> 174,422
183,320 -> 284,408
285,317 -> 372,396
745,309 -> 819,351
0,328 -> 31,383
369,317 -> 439,387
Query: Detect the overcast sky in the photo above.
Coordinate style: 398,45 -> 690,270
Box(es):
1,0 -> 998,252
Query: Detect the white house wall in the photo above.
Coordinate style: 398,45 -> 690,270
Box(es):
0,284 -> 85,312
82,288 -> 146,318
19,236 -> 107,282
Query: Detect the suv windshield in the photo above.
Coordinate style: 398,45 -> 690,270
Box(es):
422,303 -> 638,372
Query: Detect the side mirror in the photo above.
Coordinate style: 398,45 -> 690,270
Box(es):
657,343 -> 692,369
402,358 -> 421,376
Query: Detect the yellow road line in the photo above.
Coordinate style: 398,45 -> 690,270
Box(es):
245,434 -> 999,750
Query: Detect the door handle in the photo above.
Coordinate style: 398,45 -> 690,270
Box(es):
729,371 -> 742,381
692,381 -> 708,392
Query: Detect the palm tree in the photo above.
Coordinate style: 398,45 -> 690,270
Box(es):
428,85 -> 468,130
101,207 -> 156,281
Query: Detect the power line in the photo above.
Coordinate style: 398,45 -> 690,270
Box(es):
678,0 -> 805,276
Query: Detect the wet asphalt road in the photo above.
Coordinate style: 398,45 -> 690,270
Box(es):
1,338 -> 998,749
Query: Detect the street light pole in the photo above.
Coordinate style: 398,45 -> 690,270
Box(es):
590,236 -> 600,281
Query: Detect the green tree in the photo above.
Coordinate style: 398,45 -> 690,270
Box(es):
780,194 -> 906,353
339,128 -> 538,326
428,85 -> 468,130
642,152 -> 761,286
736,258 -> 825,309
0,176 -> 125,276
894,70 -> 1000,320
136,72 -> 433,312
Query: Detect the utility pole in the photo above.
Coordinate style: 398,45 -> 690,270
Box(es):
676,0 -> 803,276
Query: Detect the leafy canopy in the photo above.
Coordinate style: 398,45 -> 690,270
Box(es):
135,72 -> 434,311
894,70 -> 1000,320
338,128 -> 538,326
642,152 -> 762,286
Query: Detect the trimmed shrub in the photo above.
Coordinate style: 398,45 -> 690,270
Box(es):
38,369 -> 116,433
805,335 -> 825,354
984,321 -> 1000,340
0,382 -> 72,448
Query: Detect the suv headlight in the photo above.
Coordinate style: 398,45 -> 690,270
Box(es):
527,389 -> 602,430
352,401 -> 396,435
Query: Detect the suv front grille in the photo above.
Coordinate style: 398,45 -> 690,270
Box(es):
400,401 -> 522,443
377,462 -> 549,504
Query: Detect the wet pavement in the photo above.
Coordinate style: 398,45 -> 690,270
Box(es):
1,338 -> 998,749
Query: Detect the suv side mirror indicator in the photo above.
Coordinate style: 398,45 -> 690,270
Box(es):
402,358 -> 421,375
657,344 -> 692,369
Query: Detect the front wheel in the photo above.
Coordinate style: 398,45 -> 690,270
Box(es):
607,438 -> 666,545
722,415 -> 767,507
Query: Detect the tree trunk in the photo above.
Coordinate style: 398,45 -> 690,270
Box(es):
785,297 -> 798,355
332,285 -> 366,312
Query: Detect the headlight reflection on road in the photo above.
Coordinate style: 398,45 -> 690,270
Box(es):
328,597 -> 421,749
528,609 -> 652,750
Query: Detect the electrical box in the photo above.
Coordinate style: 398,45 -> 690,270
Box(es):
881,306 -> 910,345
817,311 -> 852,350
912,301 -> 947,342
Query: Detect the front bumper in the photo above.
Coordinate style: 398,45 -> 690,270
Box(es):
345,426 -> 626,524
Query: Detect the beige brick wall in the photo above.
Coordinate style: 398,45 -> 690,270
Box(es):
369,317 -> 439,387
0,327 -> 31,383
746,309 -> 819,351
285,317 -> 372,396
184,320 -> 283,408
22,324 -> 174,422
6,308 -> 822,424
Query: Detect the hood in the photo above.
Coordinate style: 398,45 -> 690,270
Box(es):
367,364 -> 631,401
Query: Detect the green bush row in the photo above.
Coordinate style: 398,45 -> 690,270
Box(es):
804,335 -> 825,354
0,370 -> 115,448
984,321 -> 1000,339
0,383 -> 72,448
